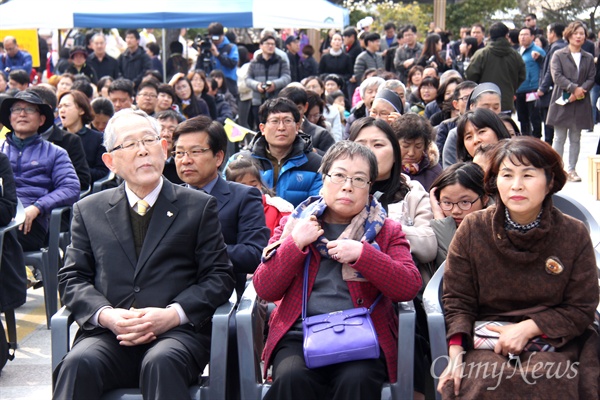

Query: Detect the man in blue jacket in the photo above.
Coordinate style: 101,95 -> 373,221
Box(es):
196,22 -> 239,97
515,27 -> 546,138
1,37 -> 32,79
227,98 -> 322,207
0,90 -> 80,251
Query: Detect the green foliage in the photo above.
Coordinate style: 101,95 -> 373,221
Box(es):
349,9 -> 370,27
372,2 -> 433,36
446,0 -> 518,35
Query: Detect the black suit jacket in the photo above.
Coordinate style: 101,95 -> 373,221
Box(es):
208,177 -> 269,296
58,180 -> 235,361
47,125 -> 91,191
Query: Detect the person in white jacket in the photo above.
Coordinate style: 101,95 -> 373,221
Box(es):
348,117 -> 436,265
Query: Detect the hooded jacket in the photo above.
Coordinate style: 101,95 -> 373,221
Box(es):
465,38 -> 526,111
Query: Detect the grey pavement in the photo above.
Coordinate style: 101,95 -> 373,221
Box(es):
0,125 -> 599,400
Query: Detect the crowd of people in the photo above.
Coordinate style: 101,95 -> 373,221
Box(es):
0,15 -> 599,399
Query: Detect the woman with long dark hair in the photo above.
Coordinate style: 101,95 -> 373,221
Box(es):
456,108 -> 511,162
187,69 -> 218,120
169,73 -> 210,119
453,36 -> 478,77
416,34 -> 451,74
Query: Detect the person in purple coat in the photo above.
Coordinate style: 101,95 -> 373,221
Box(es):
0,90 -> 79,251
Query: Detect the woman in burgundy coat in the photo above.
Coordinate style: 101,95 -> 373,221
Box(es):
253,141 -> 422,400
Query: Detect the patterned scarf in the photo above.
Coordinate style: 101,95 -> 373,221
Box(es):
263,195 -> 387,282
504,207 -> 543,233
402,162 -> 420,175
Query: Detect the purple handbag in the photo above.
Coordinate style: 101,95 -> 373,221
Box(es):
301,254 -> 382,369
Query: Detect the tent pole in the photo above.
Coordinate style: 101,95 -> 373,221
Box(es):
162,28 -> 167,83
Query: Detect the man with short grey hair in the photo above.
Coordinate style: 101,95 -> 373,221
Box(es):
53,108 -> 235,398
87,33 -> 119,79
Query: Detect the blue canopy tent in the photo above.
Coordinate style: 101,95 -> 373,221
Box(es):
0,0 -> 349,29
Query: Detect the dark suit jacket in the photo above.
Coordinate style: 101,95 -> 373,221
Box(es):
301,118 -> 334,156
208,176 -> 270,296
58,180 -> 235,364
47,125 -> 91,191
76,127 -> 109,184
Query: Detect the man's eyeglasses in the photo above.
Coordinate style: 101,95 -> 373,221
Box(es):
10,106 -> 39,115
457,95 -> 470,102
370,110 -> 391,118
111,135 -> 160,152
266,118 -> 295,126
326,173 -> 370,188
172,148 -> 211,159
138,92 -> 158,99
438,196 -> 481,211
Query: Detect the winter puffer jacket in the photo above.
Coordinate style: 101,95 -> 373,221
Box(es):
227,134 -> 322,207
1,134 -> 80,231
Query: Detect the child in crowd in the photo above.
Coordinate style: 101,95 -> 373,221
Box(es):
225,156 -> 293,237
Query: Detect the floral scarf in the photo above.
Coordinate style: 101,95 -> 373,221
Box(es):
263,195 -> 387,281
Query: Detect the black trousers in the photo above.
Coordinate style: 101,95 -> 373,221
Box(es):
264,332 -> 387,400
17,219 -> 47,252
52,330 -> 204,400
515,93 -> 542,138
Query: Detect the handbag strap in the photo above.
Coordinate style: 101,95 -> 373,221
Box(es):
301,252 -> 383,321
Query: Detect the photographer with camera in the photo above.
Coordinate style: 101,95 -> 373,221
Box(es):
194,22 -> 239,97
246,35 -> 291,129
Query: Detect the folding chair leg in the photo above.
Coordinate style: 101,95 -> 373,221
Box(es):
4,309 -> 17,350
40,250 -> 57,329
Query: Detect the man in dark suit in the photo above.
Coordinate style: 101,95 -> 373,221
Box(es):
173,115 -> 269,296
53,109 -> 235,399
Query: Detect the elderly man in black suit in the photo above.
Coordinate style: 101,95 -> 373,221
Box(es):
53,109 -> 235,399
173,115 -> 269,297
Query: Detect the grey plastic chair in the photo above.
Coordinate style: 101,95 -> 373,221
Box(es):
21,199 -> 72,329
92,172 -> 117,194
235,281 -> 416,400
422,261 -> 446,400
51,291 -> 237,400
0,200 -> 26,350
553,193 -> 600,266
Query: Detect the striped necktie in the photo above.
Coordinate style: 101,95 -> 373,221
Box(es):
136,200 -> 150,216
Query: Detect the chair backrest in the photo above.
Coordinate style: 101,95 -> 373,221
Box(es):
92,172 -> 117,194
552,193 -> 600,265
423,261 -> 446,400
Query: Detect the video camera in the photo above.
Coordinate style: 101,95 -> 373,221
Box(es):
196,34 -> 213,53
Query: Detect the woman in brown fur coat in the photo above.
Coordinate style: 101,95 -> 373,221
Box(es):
438,137 -> 599,399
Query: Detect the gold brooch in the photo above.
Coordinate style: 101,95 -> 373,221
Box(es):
545,257 -> 564,275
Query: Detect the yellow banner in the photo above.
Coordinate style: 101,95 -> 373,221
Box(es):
0,29 -> 41,68
223,118 -> 255,143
